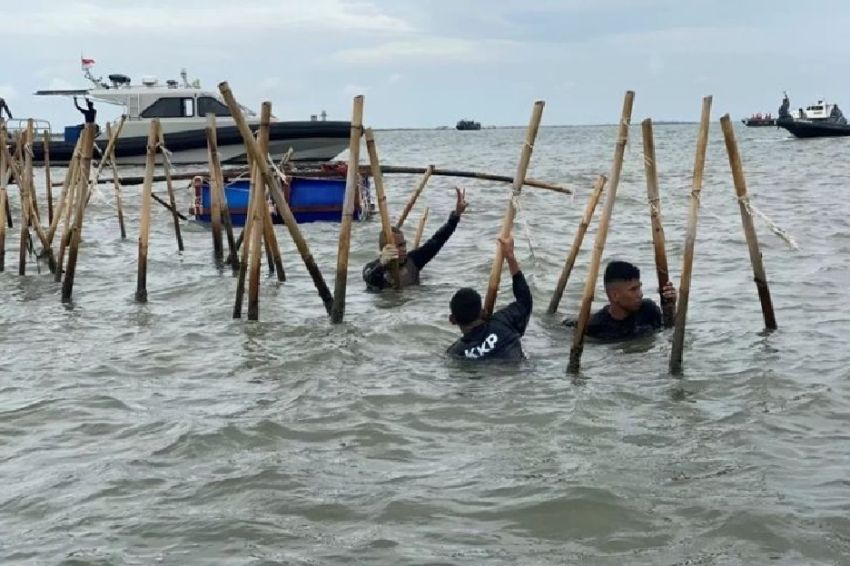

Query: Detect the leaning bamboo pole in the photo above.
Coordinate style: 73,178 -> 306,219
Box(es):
206,114 -> 238,267
641,119 -> 675,327
54,166 -> 80,282
61,124 -> 96,303
156,127 -> 184,252
219,82 -> 334,314
567,91 -> 635,374
47,136 -> 83,245
412,207 -> 429,249
484,100 -> 545,315
43,130 -> 53,225
720,114 -> 777,330
395,165 -> 434,229
364,127 -> 400,288
670,95 -> 713,374
547,175 -> 607,314
135,120 -> 158,303
331,95 -> 365,323
17,125 -> 31,275
104,123 -> 127,239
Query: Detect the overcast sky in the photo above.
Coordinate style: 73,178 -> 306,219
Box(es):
3,0 -> 848,128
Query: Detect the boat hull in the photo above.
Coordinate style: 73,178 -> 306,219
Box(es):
25,121 -> 351,165
192,176 -> 368,226
776,117 -> 850,138
742,118 -> 776,127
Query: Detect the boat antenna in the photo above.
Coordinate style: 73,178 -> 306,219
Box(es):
180,68 -> 191,88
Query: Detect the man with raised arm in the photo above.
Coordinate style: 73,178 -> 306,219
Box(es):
362,187 -> 468,291
447,236 -> 532,361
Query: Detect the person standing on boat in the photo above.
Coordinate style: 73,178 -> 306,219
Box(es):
362,187 -> 468,291
74,96 -> 97,124
0,97 -> 12,120
446,236 -> 532,361
564,260 -> 677,342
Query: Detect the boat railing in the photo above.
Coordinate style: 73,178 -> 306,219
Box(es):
3,118 -> 53,137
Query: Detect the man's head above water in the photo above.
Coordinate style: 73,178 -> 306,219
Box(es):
603,260 -> 643,315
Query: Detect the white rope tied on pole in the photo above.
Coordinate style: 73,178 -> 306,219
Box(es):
510,190 -> 539,282
737,195 -> 799,250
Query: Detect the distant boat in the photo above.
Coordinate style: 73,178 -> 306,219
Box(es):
456,119 -> 481,131
776,93 -> 850,138
742,115 -> 776,127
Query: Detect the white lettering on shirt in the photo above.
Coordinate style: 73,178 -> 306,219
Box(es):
464,333 -> 498,359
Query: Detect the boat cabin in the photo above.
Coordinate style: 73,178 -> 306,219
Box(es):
801,99 -> 841,121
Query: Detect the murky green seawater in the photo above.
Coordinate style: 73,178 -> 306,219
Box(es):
2,119 -> 849,565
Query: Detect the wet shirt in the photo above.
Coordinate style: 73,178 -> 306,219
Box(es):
362,212 -> 460,291
585,298 -> 662,342
447,272 -> 532,361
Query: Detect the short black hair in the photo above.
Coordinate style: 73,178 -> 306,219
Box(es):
604,260 -> 640,284
450,287 -> 482,326
378,226 -> 404,249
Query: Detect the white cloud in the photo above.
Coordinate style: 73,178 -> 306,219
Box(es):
5,0 -> 412,36
333,37 -> 493,65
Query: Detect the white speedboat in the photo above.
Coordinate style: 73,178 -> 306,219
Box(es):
14,66 -> 350,165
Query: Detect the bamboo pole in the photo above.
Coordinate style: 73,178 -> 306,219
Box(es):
0,135 -> 6,272
105,123 -> 127,239
17,126 -> 31,275
156,127 -> 185,252
135,120 -> 158,303
547,175 -> 607,314
234,103 -> 270,319
331,95 -> 365,323
61,124 -> 96,303
720,114 -> 777,330
567,91 -> 635,374
641,118 -> 675,327
89,115 -> 126,191
206,114 -> 239,267
413,207 -> 429,249
257,108 -> 286,282
54,166 -> 80,282
395,165 -> 434,229
25,120 -> 41,223
47,136 -> 83,245
206,116 -> 224,262
247,103 -> 273,321
670,96 -> 713,374
364,127 -> 400,288
219,82 -> 334,313
483,100 -> 546,315
43,130 -> 53,225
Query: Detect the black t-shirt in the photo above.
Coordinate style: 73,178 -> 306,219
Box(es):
585,298 -> 662,342
447,272 -> 532,361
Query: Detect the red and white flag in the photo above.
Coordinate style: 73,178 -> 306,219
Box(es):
81,57 -> 95,70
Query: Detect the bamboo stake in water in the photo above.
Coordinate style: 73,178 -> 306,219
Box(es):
25,120 -> 41,223
156,127 -> 184,252
43,130 -> 53,225
364,127 -> 400,288
641,118 -> 675,327
0,135 -> 6,272
61,124 -> 96,303
206,114 -> 239,268
720,114 -> 777,330
395,165 -> 434,229
670,96 -> 713,374
47,136 -> 83,245
18,124 -> 33,275
413,207 -> 430,249
247,103 -> 273,321
206,117 -> 224,262
105,123 -> 127,239
219,81 -> 334,313
135,120 -> 159,303
331,95 -> 365,323
548,175 -> 607,314
484,100 -> 545,315
568,91 -> 635,374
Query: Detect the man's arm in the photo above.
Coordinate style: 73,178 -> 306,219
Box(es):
73,97 -> 84,113
407,187 -> 467,270
492,236 -> 532,334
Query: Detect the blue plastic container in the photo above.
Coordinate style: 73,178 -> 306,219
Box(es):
64,125 -> 83,143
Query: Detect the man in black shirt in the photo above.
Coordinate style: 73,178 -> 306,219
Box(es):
74,96 -> 97,124
363,187 -> 467,291
447,236 -> 532,361
584,260 -> 676,342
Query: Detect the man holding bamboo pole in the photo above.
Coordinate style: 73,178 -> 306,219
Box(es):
362,187 -> 468,291
446,236 -> 531,361
571,260 -> 676,342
